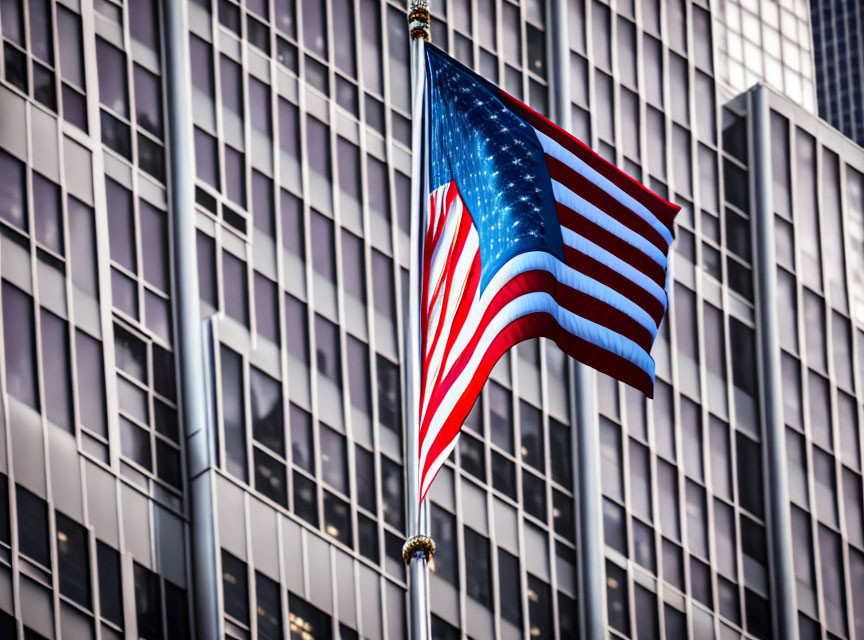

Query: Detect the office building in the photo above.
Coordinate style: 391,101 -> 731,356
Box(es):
0,0 -> 862,639
810,0 -> 864,146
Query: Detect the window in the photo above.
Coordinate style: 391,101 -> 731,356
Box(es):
221,345 -> 247,481
2,282 -> 38,410
288,592 -> 332,639
520,402 -> 544,471
56,512 -> 91,608
256,572 -> 282,640
464,527 -> 492,607
134,563 -> 162,639
251,368 -> 284,455
222,551 -> 249,624
0,150 -> 26,231
527,574 -> 552,638
489,382 -> 513,453
17,485 -> 49,566
381,456 -> 404,530
97,542 -> 124,627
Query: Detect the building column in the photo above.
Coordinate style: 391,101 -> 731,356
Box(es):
546,1 -> 606,637
163,2 -> 222,638
750,84 -> 798,640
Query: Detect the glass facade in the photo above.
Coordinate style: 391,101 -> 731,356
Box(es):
713,0 -> 817,111
810,0 -> 864,146
0,1 -> 860,639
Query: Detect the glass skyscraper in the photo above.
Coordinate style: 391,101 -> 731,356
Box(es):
809,0 -> 864,146
0,1 -> 861,639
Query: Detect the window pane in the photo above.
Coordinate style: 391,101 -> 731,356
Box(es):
221,345 -> 247,480
33,173 -> 62,252
520,401 -> 544,471
290,404 -> 314,472
251,367 -> 284,455
464,527 -> 492,607
320,424 -> 348,494
134,563 -> 162,640
222,551 -> 249,624
96,38 -> 128,116
140,200 -> 169,292
76,330 -> 107,436
256,572 -> 282,640
2,283 -> 38,410
17,486 -> 49,566
56,512 -> 91,607
97,542 -> 123,626
222,251 -> 249,326
254,448 -> 287,507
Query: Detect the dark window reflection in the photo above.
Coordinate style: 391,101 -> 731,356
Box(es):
357,513 -> 379,563
32,173 -> 62,252
293,470 -> 318,527
320,424 -> 348,494
498,548 -> 522,627
527,574 -> 552,639
520,401 -> 544,471
256,572 -> 282,640
134,563 -> 162,639
464,526 -> 491,607
0,149 -> 26,231
221,345 -> 247,480
605,561 -> 630,635
380,456 -> 404,530
491,450 -> 516,500
96,38 -> 128,117
251,367 -> 284,455
254,447 -> 288,507
323,490 -> 351,546
97,541 -> 124,626
2,283 -> 39,410
430,505 -> 458,587
489,382 -> 513,453
289,592 -> 332,639
221,550 -> 249,624
523,470 -> 547,521
17,486 -> 49,566
290,403 -> 314,472
56,512 -> 91,608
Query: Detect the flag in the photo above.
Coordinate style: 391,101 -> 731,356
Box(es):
417,45 -> 679,502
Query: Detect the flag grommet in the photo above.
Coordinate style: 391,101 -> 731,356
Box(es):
402,534 -> 436,565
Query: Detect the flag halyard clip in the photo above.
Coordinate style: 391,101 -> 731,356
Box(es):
402,534 -> 436,565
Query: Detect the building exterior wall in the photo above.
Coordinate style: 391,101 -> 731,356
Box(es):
713,0 -> 817,112
0,0 -> 191,638
810,0 -> 864,146
0,1 -> 861,640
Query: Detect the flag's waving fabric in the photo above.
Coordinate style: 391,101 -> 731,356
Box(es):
418,45 -> 679,502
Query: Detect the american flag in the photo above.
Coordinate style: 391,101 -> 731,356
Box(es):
417,46 -> 679,503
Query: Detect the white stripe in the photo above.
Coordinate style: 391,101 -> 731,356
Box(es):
560,225 -> 668,309
422,234 -> 479,416
441,250 -> 657,377
535,128 -> 674,246
420,290 -> 655,496
552,180 -> 668,268
428,193 -> 463,305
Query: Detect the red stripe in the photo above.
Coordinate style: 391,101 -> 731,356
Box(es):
563,245 -> 665,326
423,213 -> 472,373
419,311 -> 654,499
546,156 -> 671,252
418,270 -> 653,443
499,91 -> 680,230
556,202 -> 667,288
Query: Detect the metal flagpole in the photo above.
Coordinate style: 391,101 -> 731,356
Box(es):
403,2 -> 435,640
547,0 -> 606,636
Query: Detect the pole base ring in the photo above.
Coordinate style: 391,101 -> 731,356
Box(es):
402,534 -> 436,565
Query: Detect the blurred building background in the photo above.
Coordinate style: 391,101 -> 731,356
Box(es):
0,0 -> 862,639
809,0 -> 863,146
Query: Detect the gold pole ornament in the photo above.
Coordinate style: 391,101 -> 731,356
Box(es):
402,534 -> 436,565
407,0 -> 431,41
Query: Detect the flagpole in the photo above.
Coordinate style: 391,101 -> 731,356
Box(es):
403,2 -> 434,640
547,0 -> 606,636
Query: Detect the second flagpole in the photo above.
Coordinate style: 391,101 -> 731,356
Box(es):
403,2 -> 435,640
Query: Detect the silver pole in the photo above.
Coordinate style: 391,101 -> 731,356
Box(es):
403,3 -> 434,640
163,2 -> 222,638
751,84 -> 798,639
546,0 -> 606,636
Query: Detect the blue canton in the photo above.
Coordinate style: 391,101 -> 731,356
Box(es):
425,45 -> 564,294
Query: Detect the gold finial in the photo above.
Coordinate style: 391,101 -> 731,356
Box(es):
407,0 -> 431,41
402,534 -> 436,565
